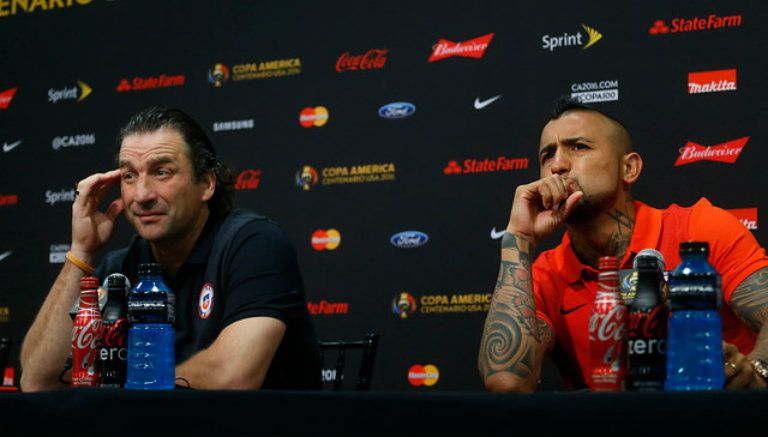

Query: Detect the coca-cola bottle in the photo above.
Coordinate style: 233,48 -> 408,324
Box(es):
589,256 -> 628,392
98,274 -> 129,388
627,252 -> 668,391
71,276 -> 102,387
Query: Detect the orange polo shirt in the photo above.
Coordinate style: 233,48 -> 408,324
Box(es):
532,198 -> 768,389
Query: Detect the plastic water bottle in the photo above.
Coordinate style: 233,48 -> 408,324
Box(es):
125,263 -> 175,389
665,241 -> 724,391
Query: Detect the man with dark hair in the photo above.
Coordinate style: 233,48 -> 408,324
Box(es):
478,96 -> 768,392
20,107 -> 320,391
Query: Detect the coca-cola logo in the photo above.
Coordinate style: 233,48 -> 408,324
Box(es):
101,318 -> 128,348
235,169 -> 262,190
73,318 -> 102,350
674,136 -> 749,166
336,49 -> 388,72
427,33 -> 494,63
628,306 -> 663,338
589,305 -> 627,341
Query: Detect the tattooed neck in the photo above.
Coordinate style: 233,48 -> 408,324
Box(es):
571,200 -> 636,268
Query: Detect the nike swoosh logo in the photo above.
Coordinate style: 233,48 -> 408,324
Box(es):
2,140 -> 21,153
0,250 -> 12,262
559,303 -> 588,315
490,227 -> 506,240
474,95 -> 501,110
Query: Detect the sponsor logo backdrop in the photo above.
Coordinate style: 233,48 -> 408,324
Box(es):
0,1 -> 766,392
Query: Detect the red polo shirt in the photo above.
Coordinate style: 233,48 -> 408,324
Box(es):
532,198 -> 768,389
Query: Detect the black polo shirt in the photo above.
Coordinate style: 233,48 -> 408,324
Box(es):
95,209 -> 321,390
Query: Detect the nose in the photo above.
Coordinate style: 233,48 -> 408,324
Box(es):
548,148 -> 570,176
133,175 -> 157,206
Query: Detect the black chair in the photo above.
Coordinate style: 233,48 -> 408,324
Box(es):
318,333 -> 379,391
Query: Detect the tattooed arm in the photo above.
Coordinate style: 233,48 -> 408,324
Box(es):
479,175 -> 582,392
479,233 -> 554,392
726,267 -> 768,389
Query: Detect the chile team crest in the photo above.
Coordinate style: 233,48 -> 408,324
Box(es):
198,283 -> 214,319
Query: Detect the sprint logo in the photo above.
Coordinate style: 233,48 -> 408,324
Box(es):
542,24 -> 603,51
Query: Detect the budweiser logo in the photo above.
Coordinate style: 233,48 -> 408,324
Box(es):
428,33 -> 494,63
674,136 -> 749,166
336,49 -> 388,72
688,69 -> 736,94
727,208 -> 758,230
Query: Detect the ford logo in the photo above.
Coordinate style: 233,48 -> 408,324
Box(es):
390,231 -> 429,248
378,102 -> 416,119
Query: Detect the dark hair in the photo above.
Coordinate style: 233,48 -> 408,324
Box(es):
117,106 -> 235,217
551,95 -> 633,152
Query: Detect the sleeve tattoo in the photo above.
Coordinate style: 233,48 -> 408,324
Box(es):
479,233 -> 552,382
730,267 -> 768,362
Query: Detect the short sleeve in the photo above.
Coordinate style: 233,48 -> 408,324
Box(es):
688,198 -> 768,301
219,221 -> 306,329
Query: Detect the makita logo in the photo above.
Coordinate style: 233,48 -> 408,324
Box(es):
307,300 -> 349,315
444,156 -> 529,175
727,208 -> 757,230
52,133 -> 95,150
116,74 -> 185,92
336,49 -> 387,72
688,69 -> 736,94
428,33 -> 494,63
542,24 -> 602,51
0,87 -> 17,109
674,136 -> 749,166
213,119 -> 254,132
649,14 -> 742,35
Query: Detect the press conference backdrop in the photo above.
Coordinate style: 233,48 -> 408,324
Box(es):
0,0 -> 766,392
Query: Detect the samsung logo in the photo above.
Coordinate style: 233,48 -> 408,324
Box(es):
378,102 -> 416,119
390,231 -> 429,248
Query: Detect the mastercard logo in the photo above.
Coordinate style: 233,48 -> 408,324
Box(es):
299,106 -> 329,128
311,229 -> 341,251
407,364 -> 439,387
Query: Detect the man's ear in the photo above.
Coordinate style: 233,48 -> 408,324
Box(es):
622,152 -> 642,186
201,171 -> 216,202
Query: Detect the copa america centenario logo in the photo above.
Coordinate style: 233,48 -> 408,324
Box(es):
392,292 -> 416,319
295,165 -> 318,191
207,63 -> 230,87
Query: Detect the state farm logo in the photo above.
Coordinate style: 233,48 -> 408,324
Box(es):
300,106 -> 329,128
52,133 -> 95,150
408,364 -> 439,387
336,49 -> 387,72
45,189 -> 76,205
311,229 -> 341,251
297,163 -> 396,188
0,87 -> 17,110
542,24 -> 602,51
296,165 -> 319,190
444,156 -> 529,175
674,136 -> 749,166
0,194 -> 18,206
649,13 -> 742,35
48,81 -> 92,103
688,69 -> 736,94
207,63 -> 230,87
213,119 -> 254,132
428,33 -> 494,63
571,79 -> 619,103
229,58 -> 301,81
235,169 -> 261,190
727,208 -> 758,230
392,292 -> 417,319
116,74 -> 185,92
49,243 -> 70,264
307,300 -> 349,315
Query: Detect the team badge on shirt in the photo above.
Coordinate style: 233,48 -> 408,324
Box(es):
198,283 -> 214,319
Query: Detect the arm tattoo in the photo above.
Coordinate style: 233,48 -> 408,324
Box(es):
479,233 -> 549,382
730,268 -> 768,332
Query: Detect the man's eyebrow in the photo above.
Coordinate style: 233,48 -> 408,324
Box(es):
118,155 -> 176,169
539,136 -> 595,155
